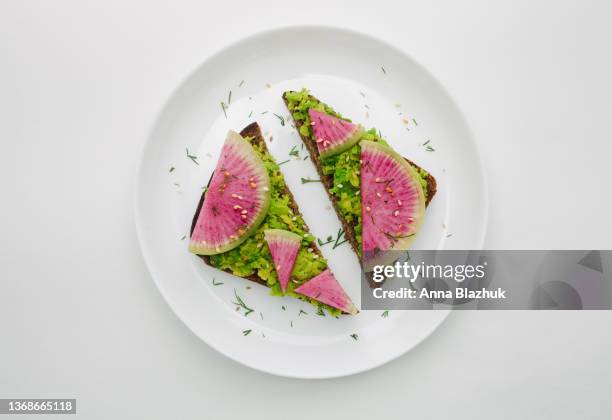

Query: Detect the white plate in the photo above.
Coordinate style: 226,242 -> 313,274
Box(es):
135,26 -> 487,378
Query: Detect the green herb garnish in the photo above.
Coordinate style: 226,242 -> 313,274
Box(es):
186,148 -> 199,165
289,145 -> 299,158
332,228 -> 348,249
212,278 -> 224,286
381,310 -> 389,318
317,235 -> 334,246
350,333 -> 359,340
273,113 -> 285,126
233,289 -> 253,316
169,166 -> 175,173
220,101 -> 227,118
242,329 -> 252,336
301,177 -> 321,184
299,309 -> 308,316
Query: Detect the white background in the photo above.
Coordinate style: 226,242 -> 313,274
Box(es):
1,0 -> 611,418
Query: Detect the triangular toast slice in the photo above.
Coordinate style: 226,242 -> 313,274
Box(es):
190,122 -> 356,315
283,90 -> 437,259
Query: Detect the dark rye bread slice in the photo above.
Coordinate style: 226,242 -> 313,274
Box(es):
189,122 -> 323,287
283,92 -> 437,258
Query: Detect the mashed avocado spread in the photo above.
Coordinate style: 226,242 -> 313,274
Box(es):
285,89 -> 430,256
207,137 -> 340,315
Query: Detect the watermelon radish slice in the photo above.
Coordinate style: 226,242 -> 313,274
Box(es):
264,229 -> 302,293
295,269 -> 358,315
308,109 -> 363,158
189,131 -> 271,255
361,140 -> 426,254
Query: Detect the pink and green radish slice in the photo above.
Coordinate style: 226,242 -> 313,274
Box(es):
295,269 -> 358,315
189,131 -> 271,255
264,229 -> 302,293
361,140 -> 425,253
308,109 -> 363,158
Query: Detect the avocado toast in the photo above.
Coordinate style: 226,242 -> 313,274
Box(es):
189,122 -> 357,315
283,90 -> 437,260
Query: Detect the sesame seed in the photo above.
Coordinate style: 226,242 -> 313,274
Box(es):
241,214 -> 247,220
386,187 -> 393,193
393,210 -> 400,217
249,182 -> 257,189
375,177 -> 381,182
233,205 -> 242,210
376,192 -> 382,197
241,209 -> 247,215
366,206 -> 371,212
397,199 -> 402,206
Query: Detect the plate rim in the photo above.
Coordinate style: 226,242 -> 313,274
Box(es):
134,24 -> 488,379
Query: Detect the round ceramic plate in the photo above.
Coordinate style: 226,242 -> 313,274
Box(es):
135,26 -> 487,378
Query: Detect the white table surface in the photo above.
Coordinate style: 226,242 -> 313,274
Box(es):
1,1 -> 611,418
